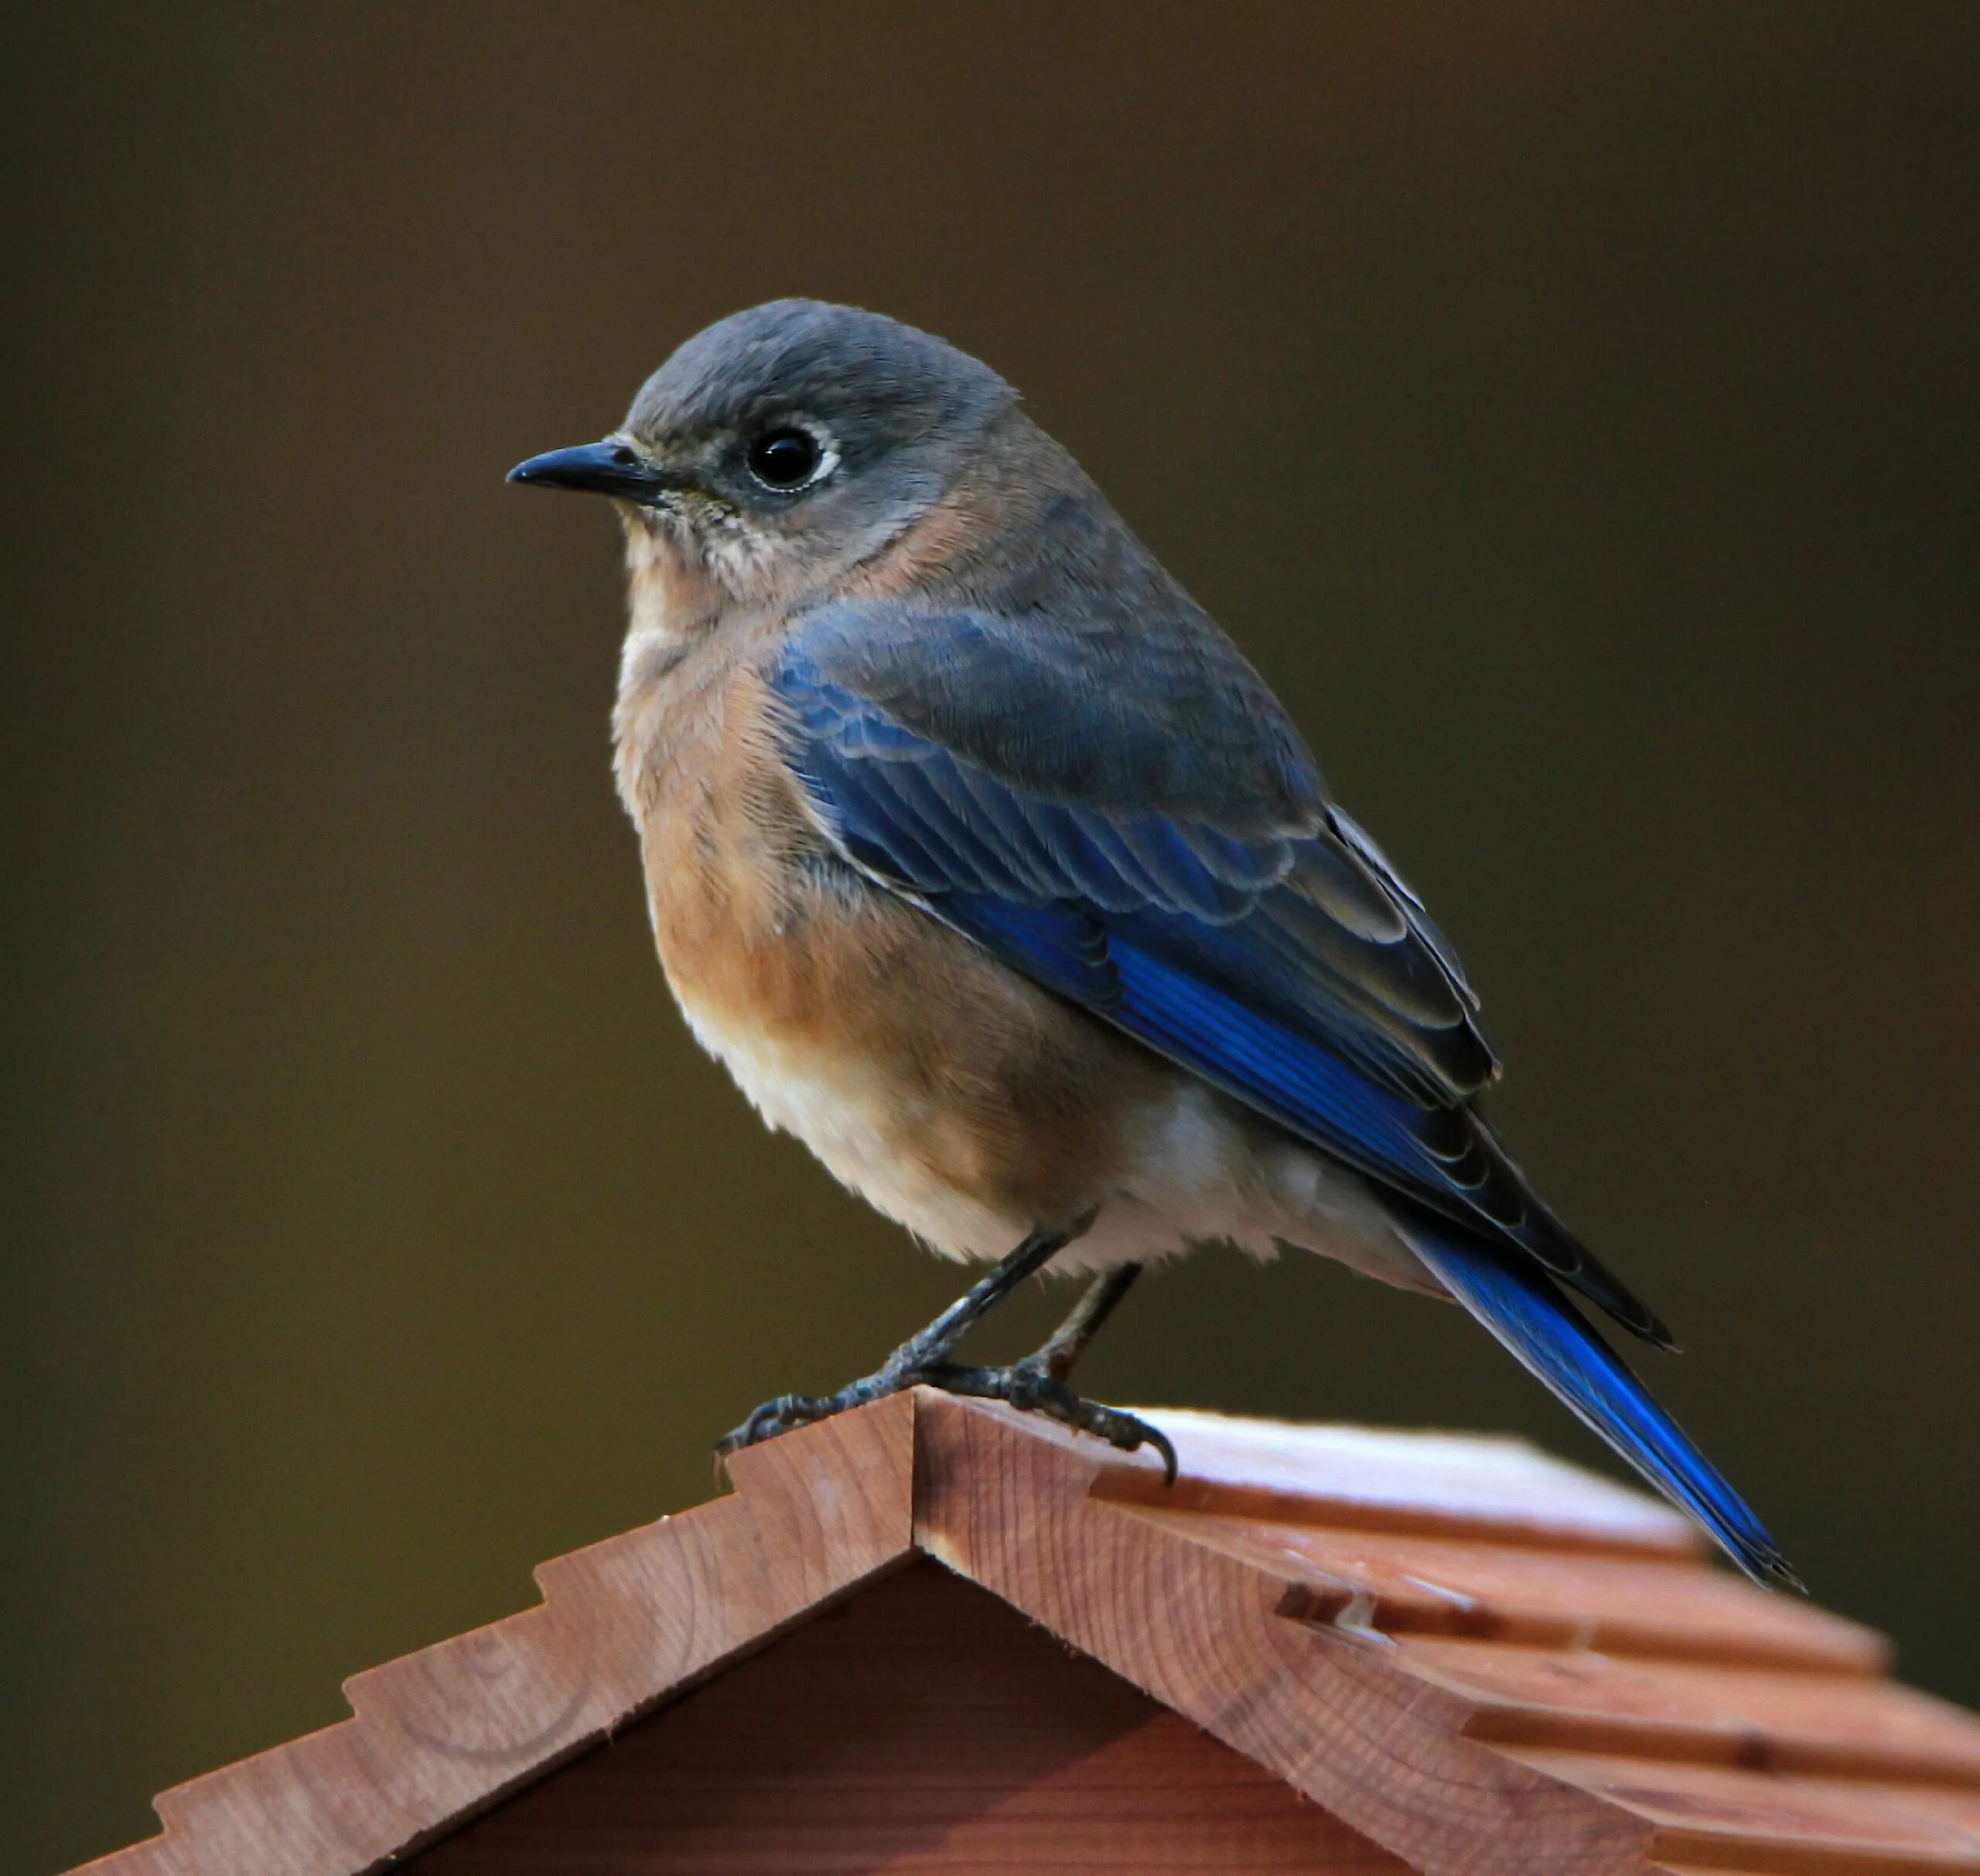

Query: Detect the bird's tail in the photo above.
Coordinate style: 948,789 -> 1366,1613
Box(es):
1399,1213 -> 1801,1589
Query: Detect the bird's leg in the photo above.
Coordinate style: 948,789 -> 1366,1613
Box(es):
1028,1260 -> 1144,1381
715,1219 -> 1085,1459
920,1262 -> 1178,1483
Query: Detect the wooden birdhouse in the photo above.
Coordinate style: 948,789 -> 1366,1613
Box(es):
70,1390 -> 1980,1874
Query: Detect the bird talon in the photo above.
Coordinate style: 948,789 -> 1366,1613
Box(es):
1135,1420 -> 1181,1487
912,1360 -> 1179,1483
714,1392 -> 831,1458
1076,1402 -> 1179,1485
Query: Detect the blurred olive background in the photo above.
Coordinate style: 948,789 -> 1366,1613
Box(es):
4,3 -> 1976,1867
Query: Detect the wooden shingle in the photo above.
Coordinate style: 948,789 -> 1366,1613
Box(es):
70,1390 -> 1980,1874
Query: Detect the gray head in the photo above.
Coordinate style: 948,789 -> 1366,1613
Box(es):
510,300 -> 1016,604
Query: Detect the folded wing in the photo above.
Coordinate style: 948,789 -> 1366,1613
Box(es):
772,601 -> 1668,1346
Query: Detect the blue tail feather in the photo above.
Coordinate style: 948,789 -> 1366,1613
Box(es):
1401,1215 -> 1799,1588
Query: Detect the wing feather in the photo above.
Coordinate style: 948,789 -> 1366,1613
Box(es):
770,610 -> 1669,1346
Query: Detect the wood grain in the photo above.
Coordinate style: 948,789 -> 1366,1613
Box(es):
69,1392 -> 919,1876
66,1389 -> 1980,1876
401,1557 -> 1408,1872
1164,1512 -> 1883,1669
915,1392 -> 1660,1875
1090,1410 -> 1706,1557
913,1393 -> 1980,1874
1496,1746 -> 1980,1874
1408,1640 -> 1980,1783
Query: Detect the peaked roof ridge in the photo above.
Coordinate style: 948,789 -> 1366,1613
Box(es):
1078,1405 -> 1719,1556
78,1392 -> 919,1876
67,1390 -> 1980,1876
914,1396 -> 1980,1874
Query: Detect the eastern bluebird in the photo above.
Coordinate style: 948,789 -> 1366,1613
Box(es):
510,299 -> 1795,1586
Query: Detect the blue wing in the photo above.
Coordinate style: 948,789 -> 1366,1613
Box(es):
772,606 -> 1664,1344
764,605 -> 1794,1588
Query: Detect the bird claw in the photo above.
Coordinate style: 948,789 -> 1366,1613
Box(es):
713,1393 -> 830,1457
713,1359 -> 1179,1486
923,1358 -> 1179,1484
713,1366 -> 913,1463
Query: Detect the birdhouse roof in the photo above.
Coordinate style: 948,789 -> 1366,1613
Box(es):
70,1389 -> 1980,1874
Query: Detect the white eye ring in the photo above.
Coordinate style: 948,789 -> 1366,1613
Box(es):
744,423 -> 838,493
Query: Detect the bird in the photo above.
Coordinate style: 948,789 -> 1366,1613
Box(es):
509,298 -> 1797,1588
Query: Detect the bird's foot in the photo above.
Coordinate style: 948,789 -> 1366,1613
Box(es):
712,1354 -> 1177,1485
920,1356 -> 1179,1484
713,1363 -> 911,1461
715,1222 -> 1091,1467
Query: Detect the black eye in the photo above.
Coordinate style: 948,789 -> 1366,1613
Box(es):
746,426 -> 824,490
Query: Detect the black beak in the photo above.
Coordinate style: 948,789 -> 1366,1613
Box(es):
507,440 -> 675,503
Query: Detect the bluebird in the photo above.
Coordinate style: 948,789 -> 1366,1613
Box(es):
510,299 -> 1796,1586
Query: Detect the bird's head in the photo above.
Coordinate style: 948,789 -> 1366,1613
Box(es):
510,299 -> 1016,616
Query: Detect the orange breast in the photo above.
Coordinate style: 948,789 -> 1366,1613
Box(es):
620,657 -> 1166,1234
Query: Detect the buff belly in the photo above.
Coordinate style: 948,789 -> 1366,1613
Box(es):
671,986 -> 1033,1261
664,926 -> 1437,1294
630,663 -> 1432,1290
